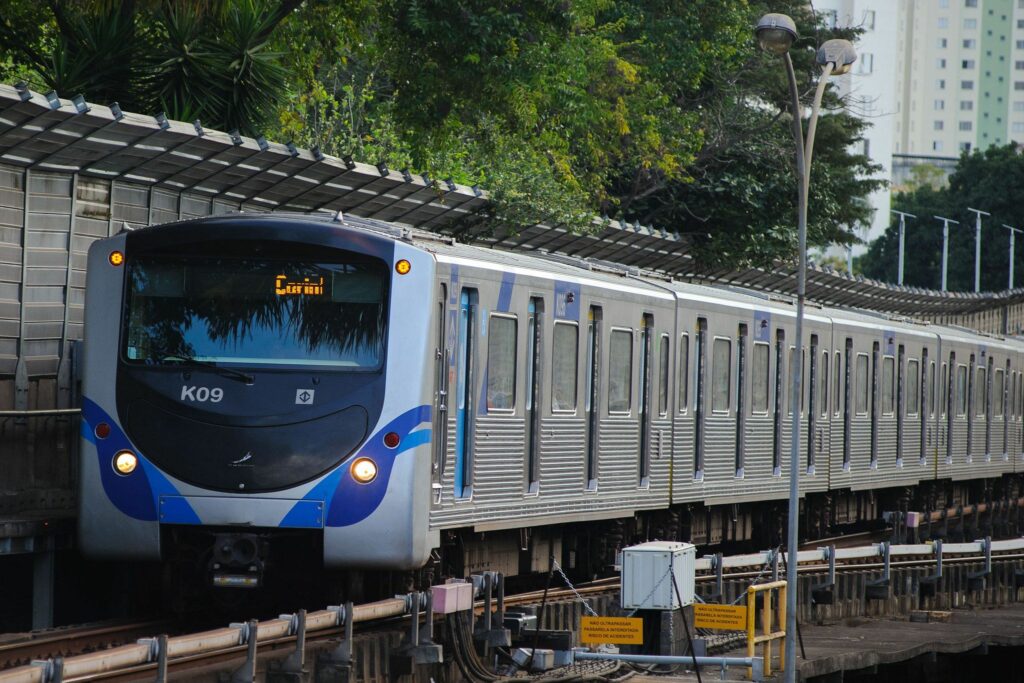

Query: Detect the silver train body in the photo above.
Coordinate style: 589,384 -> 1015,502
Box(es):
78,213 -> 1024,581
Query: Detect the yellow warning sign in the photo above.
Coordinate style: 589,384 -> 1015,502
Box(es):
579,616 -> 644,645
693,603 -> 748,630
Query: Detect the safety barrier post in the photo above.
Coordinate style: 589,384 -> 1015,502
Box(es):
745,580 -> 788,680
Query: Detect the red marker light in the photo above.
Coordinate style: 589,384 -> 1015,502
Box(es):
383,432 -> 400,449
95,423 -> 111,439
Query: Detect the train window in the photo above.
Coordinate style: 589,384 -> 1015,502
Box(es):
608,328 -> 633,413
941,363 -> 948,417
834,351 -> 842,417
928,361 -> 936,416
659,334 -> 670,415
907,359 -> 920,416
773,329 -> 785,474
856,353 -> 869,415
486,314 -> 517,411
975,366 -> 987,417
678,334 -> 690,413
552,322 -> 578,412
820,351 -> 829,418
735,325 -> 747,475
995,368 -> 1005,417
788,347 -> 806,415
585,307 -> 602,489
882,356 -> 895,415
713,337 -> 732,413
752,342 -> 770,413
957,364 -> 968,416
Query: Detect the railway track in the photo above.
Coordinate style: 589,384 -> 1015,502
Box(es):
3,538 -> 1021,681
0,620 -> 176,671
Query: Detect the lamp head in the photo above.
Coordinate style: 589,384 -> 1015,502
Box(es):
755,13 -> 799,55
817,39 -> 857,75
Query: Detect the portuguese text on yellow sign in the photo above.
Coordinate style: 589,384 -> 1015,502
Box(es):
693,603 -> 748,630
579,616 -> 644,645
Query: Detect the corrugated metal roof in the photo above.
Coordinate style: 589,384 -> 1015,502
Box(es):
2,82 -> 1023,319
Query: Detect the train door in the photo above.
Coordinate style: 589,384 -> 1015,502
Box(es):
638,314 -> 654,487
773,329 -> 785,477
585,306 -> 602,490
920,348 -> 930,466
695,318 -> 708,480
525,298 -> 543,493
896,344 -> 905,467
967,353 -> 977,463
870,341 -> 880,470
808,334 -> 819,475
432,283 -> 450,501
984,356 -> 993,461
454,288 -> 478,499
735,323 -> 747,478
997,359 -> 1008,461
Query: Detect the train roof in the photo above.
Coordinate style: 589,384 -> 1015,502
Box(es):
128,212 -> 1024,352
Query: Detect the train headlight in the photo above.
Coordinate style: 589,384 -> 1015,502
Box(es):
109,250 -> 124,266
395,259 -> 411,275
350,457 -> 378,484
113,450 -> 138,475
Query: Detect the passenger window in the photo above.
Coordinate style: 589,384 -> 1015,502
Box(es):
995,368 -> 1005,417
658,334 -> 670,415
882,356 -> 895,415
928,361 -> 936,416
907,359 -> 920,416
957,364 -> 968,416
856,353 -> 869,415
551,322 -> 578,412
976,366 -> 987,417
678,334 -> 689,412
486,315 -> 517,411
752,342 -> 770,413
820,351 -> 829,418
941,363 -> 948,417
788,347 -> 806,414
608,329 -> 633,413
712,337 -> 732,413
833,351 -> 842,417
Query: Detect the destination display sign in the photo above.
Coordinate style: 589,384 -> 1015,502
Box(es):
579,616 -> 644,645
275,274 -> 326,296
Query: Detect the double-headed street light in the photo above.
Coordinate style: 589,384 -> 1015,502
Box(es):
755,13 -> 856,683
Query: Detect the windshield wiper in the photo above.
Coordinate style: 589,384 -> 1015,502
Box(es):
159,354 -> 254,385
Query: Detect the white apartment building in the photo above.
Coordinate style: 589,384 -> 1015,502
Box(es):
896,0 -> 1024,156
815,0 -> 900,253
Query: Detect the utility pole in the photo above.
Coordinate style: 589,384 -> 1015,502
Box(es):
891,210 -> 916,285
967,207 -> 990,292
1004,224 -> 1021,290
934,216 -> 959,292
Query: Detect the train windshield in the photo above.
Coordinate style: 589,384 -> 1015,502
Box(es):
122,255 -> 387,368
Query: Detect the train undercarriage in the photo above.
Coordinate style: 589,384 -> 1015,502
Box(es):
156,473 -> 1024,611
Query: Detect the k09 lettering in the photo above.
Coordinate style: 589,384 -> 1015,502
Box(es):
180,386 -> 224,402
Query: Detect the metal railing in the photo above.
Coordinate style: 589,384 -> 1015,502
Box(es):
746,579 -> 787,679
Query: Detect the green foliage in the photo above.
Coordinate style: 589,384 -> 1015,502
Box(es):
0,0 -> 882,269
0,0 -> 299,135
860,144 -> 1024,291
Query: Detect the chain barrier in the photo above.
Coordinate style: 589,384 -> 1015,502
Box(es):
552,558 -> 600,617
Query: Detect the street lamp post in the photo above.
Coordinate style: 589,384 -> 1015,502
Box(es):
891,210 -> 916,285
934,216 -> 959,291
1003,224 -> 1021,290
755,14 -> 856,683
967,207 -> 990,292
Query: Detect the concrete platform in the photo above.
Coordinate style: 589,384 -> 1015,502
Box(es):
627,603 -> 1024,681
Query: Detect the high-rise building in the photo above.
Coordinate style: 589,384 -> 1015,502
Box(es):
895,0 -> 1024,156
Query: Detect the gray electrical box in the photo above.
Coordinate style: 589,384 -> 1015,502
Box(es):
620,541 -> 696,610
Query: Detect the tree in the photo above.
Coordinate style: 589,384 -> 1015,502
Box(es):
860,144 -> 1024,291
0,0 -> 882,270
0,0 -> 301,136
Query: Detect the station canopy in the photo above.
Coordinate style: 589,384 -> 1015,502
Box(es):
1,82 -> 1021,318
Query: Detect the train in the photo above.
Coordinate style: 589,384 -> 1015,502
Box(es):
78,212 -> 1024,597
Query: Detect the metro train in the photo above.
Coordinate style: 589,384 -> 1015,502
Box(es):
78,212 -> 1024,595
